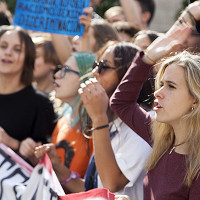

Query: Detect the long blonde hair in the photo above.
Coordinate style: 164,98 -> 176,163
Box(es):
146,51 -> 200,186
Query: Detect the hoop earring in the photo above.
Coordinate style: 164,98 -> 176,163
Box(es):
192,107 -> 194,111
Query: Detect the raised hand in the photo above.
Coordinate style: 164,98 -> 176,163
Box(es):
79,78 -> 109,123
143,25 -> 192,65
79,7 -> 93,32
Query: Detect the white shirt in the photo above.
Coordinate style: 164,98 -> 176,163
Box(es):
97,118 -> 152,200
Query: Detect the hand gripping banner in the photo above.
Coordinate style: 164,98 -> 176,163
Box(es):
0,143 -> 115,200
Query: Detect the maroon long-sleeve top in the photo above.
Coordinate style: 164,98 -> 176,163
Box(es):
110,52 -> 200,200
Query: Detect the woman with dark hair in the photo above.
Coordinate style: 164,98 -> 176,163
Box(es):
87,18 -> 119,52
0,25 -> 56,165
79,42 -> 151,200
35,42 -> 151,199
32,33 -> 61,94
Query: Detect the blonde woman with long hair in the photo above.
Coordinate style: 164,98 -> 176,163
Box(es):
110,1 -> 200,199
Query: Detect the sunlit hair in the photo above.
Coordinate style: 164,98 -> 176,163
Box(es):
0,25 -> 35,86
64,52 -> 96,129
96,40 -> 119,59
0,10 -> 13,25
83,41 -> 140,137
104,6 -> 124,22
112,21 -> 139,39
112,42 -> 141,81
32,34 -> 61,66
131,29 -> 161,45
91,18 -> 119,52
146,51 -> 200,186
97,41 -> 141,92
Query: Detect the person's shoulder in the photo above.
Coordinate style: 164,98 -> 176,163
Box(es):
29,86 -> 53,104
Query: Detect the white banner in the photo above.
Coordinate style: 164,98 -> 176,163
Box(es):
0,143 -> 115,200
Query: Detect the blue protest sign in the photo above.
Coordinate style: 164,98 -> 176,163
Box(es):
13,0 -> 90,36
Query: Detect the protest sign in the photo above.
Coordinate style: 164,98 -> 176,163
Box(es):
13,0 -> 90,36
0,143 -> 116,200
0,143 -> 65,200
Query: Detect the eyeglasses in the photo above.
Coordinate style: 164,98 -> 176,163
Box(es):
55,65 -> 81,79
92,60 -> 118,74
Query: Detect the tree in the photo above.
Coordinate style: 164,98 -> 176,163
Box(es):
95,0 -> 119,18
4,0 -> 17,14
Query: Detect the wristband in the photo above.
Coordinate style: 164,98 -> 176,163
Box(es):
87,124 -> 109,132
60,170 -> 80,185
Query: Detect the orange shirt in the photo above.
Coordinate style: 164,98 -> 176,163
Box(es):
51,116 -> 93,178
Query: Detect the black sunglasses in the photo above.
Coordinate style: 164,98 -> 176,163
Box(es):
92,60 -> 118,74
54,65 -> 81,79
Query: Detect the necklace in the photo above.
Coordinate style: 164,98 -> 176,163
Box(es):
169,141 -> 186,155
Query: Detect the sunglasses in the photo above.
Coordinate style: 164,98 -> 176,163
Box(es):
92,60 -> 118,74
55,65 -> 81,79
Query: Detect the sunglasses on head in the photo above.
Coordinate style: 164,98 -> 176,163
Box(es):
92,60 -> 117,74
54,65 -> 81,79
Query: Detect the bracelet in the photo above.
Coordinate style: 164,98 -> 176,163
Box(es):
87,124 -> 109,132
186,9 -> 196,26
60,170 -> 80,185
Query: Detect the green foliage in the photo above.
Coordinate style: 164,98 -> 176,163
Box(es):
175,0 -> 189,19
2,0 -> 17,14
183,0 -> 189,7
95,0 -> 119,18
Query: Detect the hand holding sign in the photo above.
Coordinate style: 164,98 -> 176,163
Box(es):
13,0 -> 90,36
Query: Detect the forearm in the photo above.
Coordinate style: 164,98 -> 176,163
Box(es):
7,137 -> 20,151
119,0 -> 145,30
92,115 -> 128,192
51,34 -> 72,64
169,1 -> 200,34
0,130 -> 20,151
110,52 -> 152,145
54,162 -> 85,193
81,33 -> 90,52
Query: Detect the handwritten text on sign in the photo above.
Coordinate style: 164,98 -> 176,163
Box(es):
13,0 -> 90,36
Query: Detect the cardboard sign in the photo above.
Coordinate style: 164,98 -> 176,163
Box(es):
13,0 -> 90,36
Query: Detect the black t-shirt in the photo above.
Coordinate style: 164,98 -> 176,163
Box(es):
0,85 -> 57,143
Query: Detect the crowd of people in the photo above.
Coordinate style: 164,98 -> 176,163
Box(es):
0,0 -> 200,199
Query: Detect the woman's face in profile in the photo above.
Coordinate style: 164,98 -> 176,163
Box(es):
92,45 -> 119,95
154,63 -> 195,125
54,55 -> 81,103
0,30 -> 25,77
